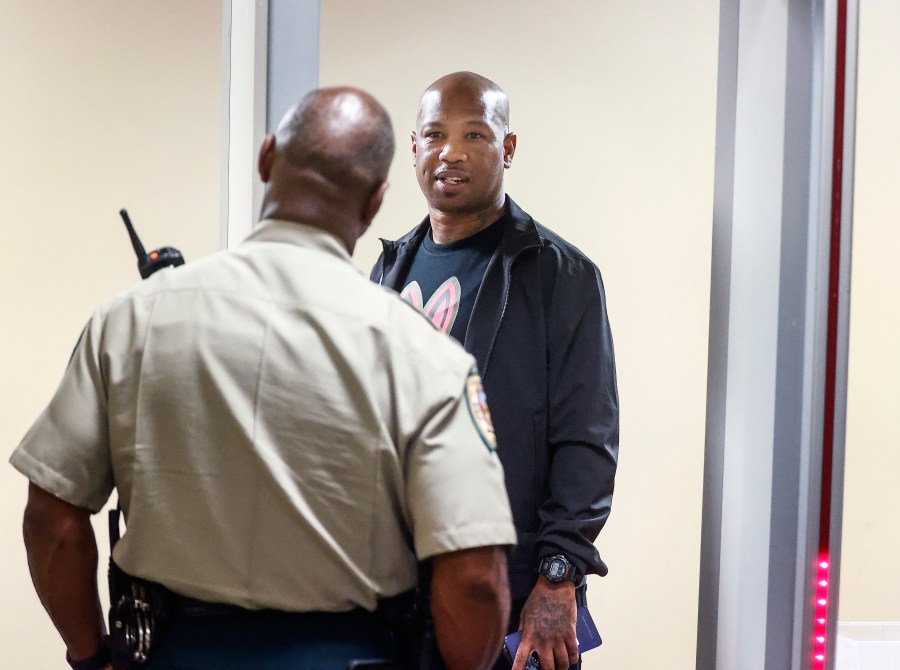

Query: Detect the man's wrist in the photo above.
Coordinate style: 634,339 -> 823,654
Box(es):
66,639 -> 110,670
536,553 -> 582,585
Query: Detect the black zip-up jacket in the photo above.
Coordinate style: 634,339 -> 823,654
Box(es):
371,197 -> 619,603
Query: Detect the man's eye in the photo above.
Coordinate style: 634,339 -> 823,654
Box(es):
426,131 -> 443,139
467,132 -> 483,139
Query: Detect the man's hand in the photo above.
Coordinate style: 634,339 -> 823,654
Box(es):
511,577 -> 578,670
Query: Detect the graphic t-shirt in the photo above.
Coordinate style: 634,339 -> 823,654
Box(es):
400,215 -> 506,344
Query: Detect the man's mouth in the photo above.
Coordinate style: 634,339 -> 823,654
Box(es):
436,170 -> 469,186
435,170 -> 469,195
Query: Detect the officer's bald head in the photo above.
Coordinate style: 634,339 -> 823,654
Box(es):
258,87 -> 395,252
274,87 -> 395,191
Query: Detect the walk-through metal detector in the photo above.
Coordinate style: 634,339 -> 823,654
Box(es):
698,1 -> 858,669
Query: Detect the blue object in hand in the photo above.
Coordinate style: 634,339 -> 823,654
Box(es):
503,605 -> 602,665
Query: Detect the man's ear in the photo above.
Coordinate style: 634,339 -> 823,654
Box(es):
503,132 -> 517,169
258,134 -> 277,182
364,181 -> 390,223
410,131 -> 418,166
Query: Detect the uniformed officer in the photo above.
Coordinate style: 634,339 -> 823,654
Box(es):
12,87 -> 517,670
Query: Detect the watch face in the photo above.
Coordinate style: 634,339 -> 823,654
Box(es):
547,557 -> 568,581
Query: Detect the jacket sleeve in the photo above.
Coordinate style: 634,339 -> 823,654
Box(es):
533,254 -> 619,578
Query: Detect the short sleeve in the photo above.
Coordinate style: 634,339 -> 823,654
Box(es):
9,311 -> 114,512
405,367 -> 517,560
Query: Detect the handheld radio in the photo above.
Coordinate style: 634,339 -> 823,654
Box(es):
119,208 -> 185,278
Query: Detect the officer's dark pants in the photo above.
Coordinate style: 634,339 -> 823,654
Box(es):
146,608 -> 396,670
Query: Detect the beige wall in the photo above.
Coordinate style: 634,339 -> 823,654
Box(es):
838,0 -> 900,623
0,1 -> 222,665
321,2 -> 720,667
9,0 -> 892,666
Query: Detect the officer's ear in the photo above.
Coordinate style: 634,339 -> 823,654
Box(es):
364,180 -> 389,224
258,134 -> 277,183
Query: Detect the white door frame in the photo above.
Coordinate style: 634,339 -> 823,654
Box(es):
219,0 -> 319,249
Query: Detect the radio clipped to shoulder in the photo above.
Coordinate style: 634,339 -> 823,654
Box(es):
106,209 -> 183,669
119,208 -> 185,278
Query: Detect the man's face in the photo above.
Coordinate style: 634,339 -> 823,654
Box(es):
412,87 -> 515,218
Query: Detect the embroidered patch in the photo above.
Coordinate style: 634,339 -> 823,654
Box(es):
466,368 -> 497,451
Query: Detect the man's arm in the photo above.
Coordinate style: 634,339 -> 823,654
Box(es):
23,482 -> 109,666
431,545 -> 510,670
515,258 -> 619,670
537,259 -> 618,571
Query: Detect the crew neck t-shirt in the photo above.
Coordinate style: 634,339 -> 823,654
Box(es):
400,215 -> 506,343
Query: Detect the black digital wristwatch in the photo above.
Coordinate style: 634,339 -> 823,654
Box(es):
537,554 -> 581,585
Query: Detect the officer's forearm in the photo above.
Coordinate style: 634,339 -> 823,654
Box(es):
24,482 -> 105,661
431,545 -> 510,670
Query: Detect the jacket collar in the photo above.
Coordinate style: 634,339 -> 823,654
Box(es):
246,219 -> 353,265
377,195 -> 542,287
497,196 -> 543,258
377,196 -> 543,377
381,195 -> 541,255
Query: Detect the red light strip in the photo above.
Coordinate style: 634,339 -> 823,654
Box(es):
813,0 -> 849,667
812,557 -> 830,668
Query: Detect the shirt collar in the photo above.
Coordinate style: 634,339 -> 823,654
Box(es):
244,219 -> 352,264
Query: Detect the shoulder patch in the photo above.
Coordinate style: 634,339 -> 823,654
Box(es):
466,368 -> 497,451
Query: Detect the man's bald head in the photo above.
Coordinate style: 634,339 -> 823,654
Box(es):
412,72 -> 516,237
275,86 -> 395,191
417,71 -> 510,136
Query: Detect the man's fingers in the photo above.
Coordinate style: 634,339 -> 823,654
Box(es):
534,643 -> 556,670
514,642 -> 553,670
515,633 -> 578,669
564,631 -> 580,665
511,646 -> 529,670
552,641 -> 572,670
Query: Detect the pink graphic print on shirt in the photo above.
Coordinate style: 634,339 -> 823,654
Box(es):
401,278 -> 461,334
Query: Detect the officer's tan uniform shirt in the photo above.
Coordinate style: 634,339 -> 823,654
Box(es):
11,220 -> 516,613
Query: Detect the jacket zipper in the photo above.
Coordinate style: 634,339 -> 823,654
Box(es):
481,243 -> 539,380
481,278 -> 510,383
482,239 -> 543,381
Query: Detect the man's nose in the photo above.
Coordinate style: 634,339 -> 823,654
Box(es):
439,140 -> 466,163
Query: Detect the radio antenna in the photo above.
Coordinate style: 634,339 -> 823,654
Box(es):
119,208 -> 147,261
